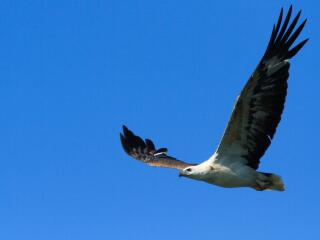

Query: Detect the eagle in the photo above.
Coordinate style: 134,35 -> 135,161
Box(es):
120,6 -> 308,191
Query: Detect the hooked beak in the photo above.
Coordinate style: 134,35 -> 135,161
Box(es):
179,171 -> 185,177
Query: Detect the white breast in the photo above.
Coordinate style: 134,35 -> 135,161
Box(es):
199,160 -> 258,188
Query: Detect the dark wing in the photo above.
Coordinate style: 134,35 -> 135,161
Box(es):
120,125 -> 193,170
213,6 -> 308,169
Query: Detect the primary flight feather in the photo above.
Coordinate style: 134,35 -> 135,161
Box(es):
120,6 -> 308,191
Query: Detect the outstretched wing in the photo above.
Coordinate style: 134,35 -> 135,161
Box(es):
120,125 -> 193,170
212,6 -> 308,169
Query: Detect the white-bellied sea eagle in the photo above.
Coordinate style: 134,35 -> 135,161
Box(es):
120,6 -> 308,191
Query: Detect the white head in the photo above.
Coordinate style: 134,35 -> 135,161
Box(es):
179,165 -> 213,180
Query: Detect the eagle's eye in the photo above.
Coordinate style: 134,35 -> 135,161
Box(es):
186,168 -> 192,173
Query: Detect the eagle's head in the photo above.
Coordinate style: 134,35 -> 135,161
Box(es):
179,167 -> 195,178
179,165 -> 213,180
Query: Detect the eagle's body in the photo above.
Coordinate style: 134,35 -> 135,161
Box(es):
185,161 -> 257,188
183,155 -> 283,191
120,6 -> 307,191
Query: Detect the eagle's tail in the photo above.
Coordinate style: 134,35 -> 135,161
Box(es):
258,172 -> 285,191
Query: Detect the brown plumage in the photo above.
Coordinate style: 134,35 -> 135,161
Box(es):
120,126 -> 193,170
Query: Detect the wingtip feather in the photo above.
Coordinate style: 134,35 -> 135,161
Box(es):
122,125 -> 128,132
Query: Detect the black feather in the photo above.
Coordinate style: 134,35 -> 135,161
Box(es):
241,6 -> 307,169
120,126 -> 193,170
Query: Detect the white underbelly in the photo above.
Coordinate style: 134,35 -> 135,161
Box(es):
204,165 -> 257,188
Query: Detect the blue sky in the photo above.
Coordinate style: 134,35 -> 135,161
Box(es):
0,1 -> 319,239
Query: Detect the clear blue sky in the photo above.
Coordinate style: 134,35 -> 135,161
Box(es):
0,1 -> 319,239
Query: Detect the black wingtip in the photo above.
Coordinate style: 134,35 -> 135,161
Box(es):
287,38 -> 309,59
122,125 -> 133,137
119,125 -> 171,161
280,7 -> 284,15
264,6 -> 308,60
301,18 -> 307,27
145,138 -> 155,151
122,125 -> 128,132
120,132 -> 131,155
279,7 -> 284,19
279,7 -> 284,20
297,9 -> 302,17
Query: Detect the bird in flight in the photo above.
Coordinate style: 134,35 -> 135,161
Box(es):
120,6 -> 308,191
